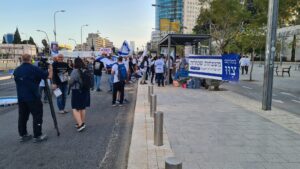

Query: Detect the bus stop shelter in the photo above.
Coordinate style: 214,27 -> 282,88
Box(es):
158,34 -> 211,84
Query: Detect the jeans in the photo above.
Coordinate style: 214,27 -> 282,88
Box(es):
39,87 -> 48,101
18,100 -> 43,138
94,75 -> 102,90
108,74 -> 113,91
112,81 -> 125,104
56,83 -> 68,111
156,73 -> 164,86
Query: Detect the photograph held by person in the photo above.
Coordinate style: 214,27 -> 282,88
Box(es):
52,54 -> 71,114
14,54 -> 49,143
69,57 -> 91,132
112,57 -> 127,107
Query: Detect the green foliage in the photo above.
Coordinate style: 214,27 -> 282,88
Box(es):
13,28 -> 22,44
28,37 -> 36,45
2,36 -> 6,44
194,0 -> 300,55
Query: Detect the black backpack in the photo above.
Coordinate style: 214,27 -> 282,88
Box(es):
79,69 -> 93,90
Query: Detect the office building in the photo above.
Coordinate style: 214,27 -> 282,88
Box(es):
151,0 -> 203,50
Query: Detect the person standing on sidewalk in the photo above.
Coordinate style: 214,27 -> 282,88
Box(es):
139,56 -> 149,85
93,57 -> 104,92
52,54 -> 71,114
14,54 -> 49,143
69,57 -> 91,132
150,56 -> 157,85
155,55 -> 165,87
239,56 -> 247,75
111,57 -> 127,106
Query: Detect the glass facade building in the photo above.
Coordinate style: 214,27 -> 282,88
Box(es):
155,0 -> 183,30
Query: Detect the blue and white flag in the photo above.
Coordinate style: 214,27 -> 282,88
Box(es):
118,40 -> 131,57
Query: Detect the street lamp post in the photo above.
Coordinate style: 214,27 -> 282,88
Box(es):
36,29 -> 50,55
68,38 -> 77,50
81,24 -> 89,51
262,0 -> 279,110
36,30 -> 50,43
54,10 -> 66,42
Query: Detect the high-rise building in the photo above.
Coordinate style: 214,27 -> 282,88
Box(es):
86,33 -> 103,51
182,0 -> 202,34
151,0 -> 203,50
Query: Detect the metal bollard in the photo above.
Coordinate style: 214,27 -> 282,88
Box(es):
154,111 -> 163,146
148,85 -> 153,103
150,94 -> 157,117
165,157 -> 182,169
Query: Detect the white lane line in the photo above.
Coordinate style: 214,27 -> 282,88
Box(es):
0,82 -> 14,86
280,92 -> 297,98
272,99 -> 284,104
292,100 -> 300,104
242,86 -> 253,90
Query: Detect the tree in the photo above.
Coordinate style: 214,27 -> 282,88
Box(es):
28,37 -> 36,45
2,36 -> 6,44
13,28 -> 22,44
42,39 -> 50,55
194,0 -> 250,54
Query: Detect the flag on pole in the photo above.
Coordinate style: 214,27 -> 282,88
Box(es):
118,40 -> 131,57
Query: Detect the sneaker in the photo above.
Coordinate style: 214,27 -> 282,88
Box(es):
119,104 -> 123,107
116,100 -> 120,104
77,123 -> 86,132
33,134 -> 48,143
20,134 -> 32,142
124,99 -> 129,103
112,104 -> 117,107
58,110 -> 65,114
63,110 -> 69,114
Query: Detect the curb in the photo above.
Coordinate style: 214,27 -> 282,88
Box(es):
127,83 -> 174,169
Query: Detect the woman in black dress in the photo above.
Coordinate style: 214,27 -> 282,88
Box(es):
69,57 -> 90,132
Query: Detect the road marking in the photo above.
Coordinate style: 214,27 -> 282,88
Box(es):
292,100 -> 300,104
0,82 -> 14,86
242,86 -> 253,90
280,92 -> 297,98
272,99 -> 284,104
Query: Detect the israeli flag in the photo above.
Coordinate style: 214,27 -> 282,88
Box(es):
118,40 -> 131,57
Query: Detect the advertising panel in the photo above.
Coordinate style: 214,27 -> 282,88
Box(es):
188,54 -> 240,81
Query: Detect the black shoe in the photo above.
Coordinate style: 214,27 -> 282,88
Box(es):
33,134 -> 48,143
77,123 -> 86,132
20,134 -> 32,142
96,89 -> 102,92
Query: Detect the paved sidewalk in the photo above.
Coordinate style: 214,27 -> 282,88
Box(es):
129,83 -> 300,169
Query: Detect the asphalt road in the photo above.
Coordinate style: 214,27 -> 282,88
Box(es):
0,75 -> 137,169
224,80 -> 300,116
0,78 -> 16,97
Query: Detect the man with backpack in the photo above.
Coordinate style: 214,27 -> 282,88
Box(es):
111,57 -> 127,107
93,57 -> 104,92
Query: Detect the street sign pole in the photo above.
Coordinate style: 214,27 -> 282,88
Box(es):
262,0 -> 279,110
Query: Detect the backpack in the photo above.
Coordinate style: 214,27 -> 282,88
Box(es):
118,64 -> 127,82
79,69 -> 93,90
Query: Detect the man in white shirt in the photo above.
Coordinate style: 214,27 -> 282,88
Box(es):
111,57 -> 127,106
239,56 -> 247,75
154,55 -> 165,87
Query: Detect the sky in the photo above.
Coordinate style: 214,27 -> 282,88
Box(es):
0,0 -> 156,49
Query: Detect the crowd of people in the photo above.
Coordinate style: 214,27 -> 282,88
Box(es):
13,52 -> 188,143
